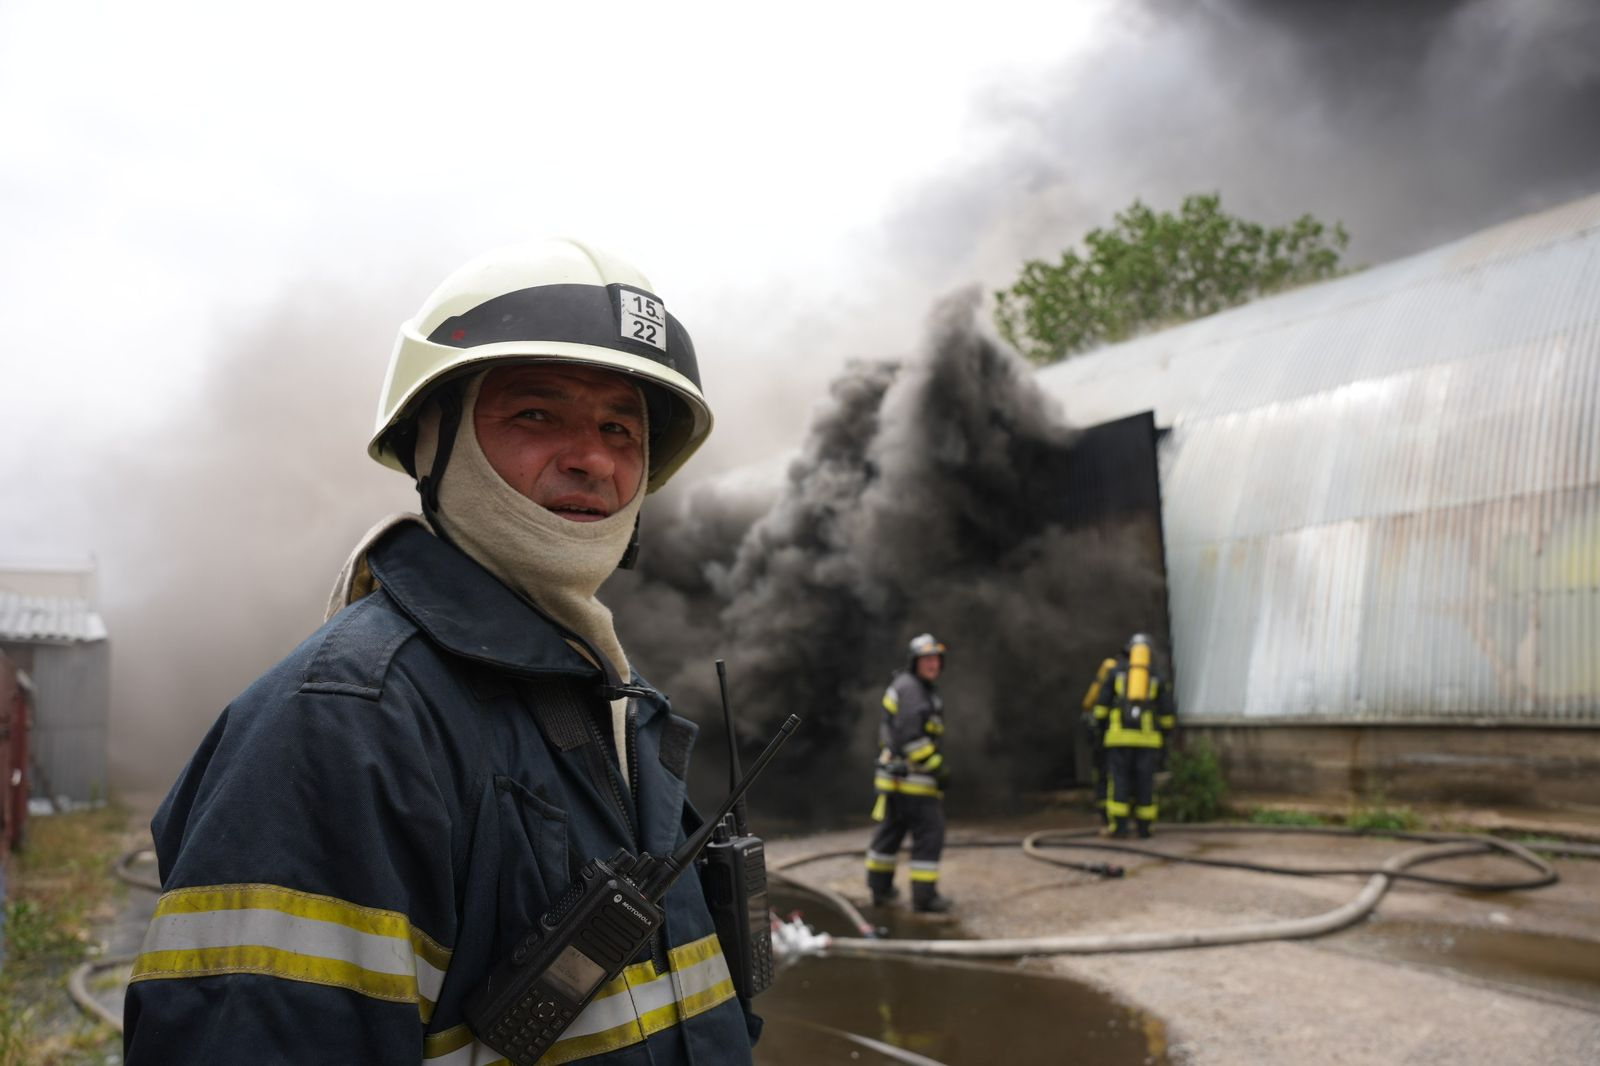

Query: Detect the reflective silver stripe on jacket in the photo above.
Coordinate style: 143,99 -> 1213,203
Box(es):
131,883 -> 450,1020
422,932 -> 734,1064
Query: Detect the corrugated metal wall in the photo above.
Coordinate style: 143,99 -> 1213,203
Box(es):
1037,192 -> 1600,724
25,642 -> 110,803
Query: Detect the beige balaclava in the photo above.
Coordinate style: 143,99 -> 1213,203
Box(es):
415,369 -> 646,781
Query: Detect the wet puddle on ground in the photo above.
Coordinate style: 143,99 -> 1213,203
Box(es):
755,884 -> 1170,1065
1328,918 -> 1600,1008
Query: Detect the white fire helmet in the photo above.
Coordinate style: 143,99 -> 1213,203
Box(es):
908,633 -> 947,663
369,238 -> 713,493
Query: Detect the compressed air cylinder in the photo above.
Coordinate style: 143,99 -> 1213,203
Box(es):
1127,641 -> 1151,703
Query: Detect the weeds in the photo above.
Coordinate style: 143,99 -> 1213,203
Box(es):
1157,739 -> 1228,823
0,997 -> 35,1066
1347,797 -> 1422,833
1,805 -> 130,1065
1247,807 -> 1329,828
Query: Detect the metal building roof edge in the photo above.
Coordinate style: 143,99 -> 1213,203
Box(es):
1034,188 -> 1600,425
0,588 -> 111,644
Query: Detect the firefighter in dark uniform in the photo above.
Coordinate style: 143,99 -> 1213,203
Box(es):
124,240 -> 760,1065
1093,633 -> 1176,838
1080,655 -> 1119,829
865,633 -> 953,913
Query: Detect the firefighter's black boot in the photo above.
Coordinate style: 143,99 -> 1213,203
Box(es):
867,870 -> 898,906
1111,819 -> 1131,839
912,885 -> 954,914
1137,820 -> 1152,839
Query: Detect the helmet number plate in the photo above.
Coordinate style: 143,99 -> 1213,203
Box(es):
619,288 -> 668,352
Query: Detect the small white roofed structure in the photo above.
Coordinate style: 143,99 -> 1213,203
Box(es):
0,590 -> 109,643
0,565 -> 111,803
1037,192 -> 1600,727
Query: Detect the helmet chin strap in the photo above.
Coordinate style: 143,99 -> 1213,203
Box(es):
411,378 -> 646,700
416,383 -> 464,546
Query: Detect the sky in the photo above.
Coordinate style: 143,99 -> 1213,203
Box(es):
3,0 -> 1598,804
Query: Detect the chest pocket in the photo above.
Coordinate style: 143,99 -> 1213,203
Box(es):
492,775 -> 573,936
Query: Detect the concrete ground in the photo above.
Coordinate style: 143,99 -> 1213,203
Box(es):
93,806 -> 1600,1064
768,809 -> 1600,1066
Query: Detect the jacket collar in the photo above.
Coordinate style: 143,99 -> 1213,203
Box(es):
367,521 -> 603,682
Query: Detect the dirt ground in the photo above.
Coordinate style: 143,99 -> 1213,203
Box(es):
766,810 -> 1600,1066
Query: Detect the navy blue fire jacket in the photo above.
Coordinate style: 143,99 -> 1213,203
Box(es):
125,522 -> 757,1065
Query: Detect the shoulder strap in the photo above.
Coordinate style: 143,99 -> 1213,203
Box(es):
519,674 -> 594,753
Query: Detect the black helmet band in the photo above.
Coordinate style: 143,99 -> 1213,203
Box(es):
426,283 -> 701,391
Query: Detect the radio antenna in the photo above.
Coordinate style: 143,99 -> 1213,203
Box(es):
716,659 -> 750,836
643,714 -> 799,898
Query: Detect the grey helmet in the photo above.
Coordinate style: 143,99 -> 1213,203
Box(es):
907,632 -> 947,669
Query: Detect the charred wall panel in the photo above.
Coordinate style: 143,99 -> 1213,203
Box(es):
1041,410 -> 1175,788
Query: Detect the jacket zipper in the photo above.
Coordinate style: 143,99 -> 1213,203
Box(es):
584,698 -> 637,844
626,704 -> 642,818
625,705 -> 670,976
582,693 -> 671,979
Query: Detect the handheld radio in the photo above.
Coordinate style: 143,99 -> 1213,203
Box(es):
699,660 -> 776,1000
464,713 -> 801,1065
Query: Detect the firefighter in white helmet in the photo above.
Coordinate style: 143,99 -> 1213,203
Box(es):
865,632 -> 955,913
1093,633 -> 1177,838
126,241 -> 761,1065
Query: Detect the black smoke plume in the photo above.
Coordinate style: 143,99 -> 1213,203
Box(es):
612,291 -> 1163,825
27,0 -> 1594,814
886,0 -> 1600,291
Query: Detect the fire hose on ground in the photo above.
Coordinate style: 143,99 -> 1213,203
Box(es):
66,846 -> 160,1033
769,824 -> 1566,960
70,830 -> 1588,1031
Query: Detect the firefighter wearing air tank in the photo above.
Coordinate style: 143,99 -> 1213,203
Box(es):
865,633 -> 954,913
1093,634 -> 1176,838
1080,655 -> 1119,828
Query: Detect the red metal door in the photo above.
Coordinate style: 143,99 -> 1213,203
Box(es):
0,653 -> 26,853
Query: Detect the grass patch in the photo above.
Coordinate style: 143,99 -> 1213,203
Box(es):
1246,807 -> 1330,827
1347,793 -> 1422,833
1,805 -> 131,1065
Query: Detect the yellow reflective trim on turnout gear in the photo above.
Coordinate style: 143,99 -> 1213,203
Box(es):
922,752 -> 944,772
882,689 -> 899,714
909,869 -> 940,884
1104,723 -> 1164,748
422,934 -> 736,1064
905,740 -> 937,763
865,853 -> 897,873
871,793 -> 888,821
876,771 -> 942,797
538,933 -> 735,1064
1104,672 -> 1166,749
131,883 -> 451,1020
924,719 -> 944,736
421,1025 -> 486,1064
1135,803 -> 1159,820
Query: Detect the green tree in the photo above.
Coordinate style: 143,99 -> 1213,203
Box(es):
995,193 -> 1350,365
